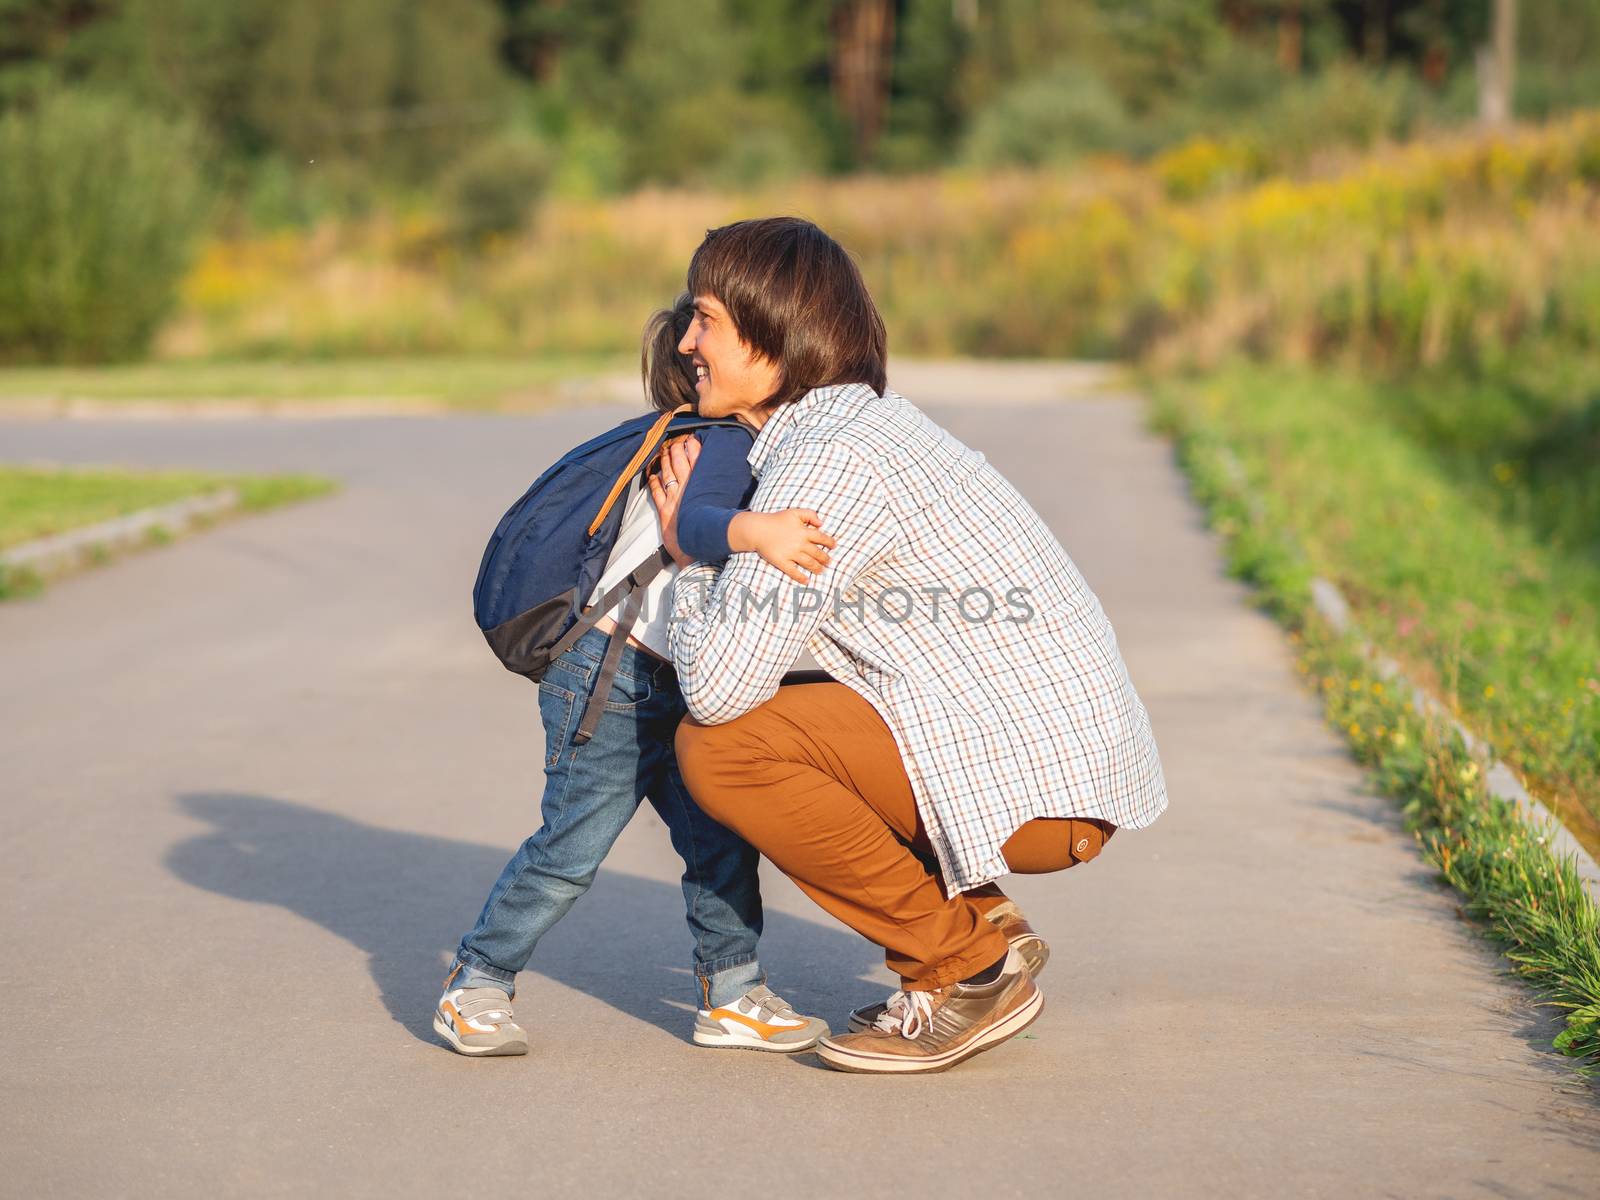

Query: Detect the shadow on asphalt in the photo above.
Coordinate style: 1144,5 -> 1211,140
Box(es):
166,791 -> 885,1045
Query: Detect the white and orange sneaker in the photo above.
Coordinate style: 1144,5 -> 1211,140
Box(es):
692,984 -> 828,1052
433,984 -> 530,1057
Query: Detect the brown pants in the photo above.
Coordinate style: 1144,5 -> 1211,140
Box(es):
675,682 -> 1116,990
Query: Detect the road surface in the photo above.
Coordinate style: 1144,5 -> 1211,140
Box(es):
2,362 -> 1595,1197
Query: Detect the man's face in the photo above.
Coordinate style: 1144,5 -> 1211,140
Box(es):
677,294 -> 780,422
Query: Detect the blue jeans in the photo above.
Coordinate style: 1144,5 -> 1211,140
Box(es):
450,626 -> 764,1008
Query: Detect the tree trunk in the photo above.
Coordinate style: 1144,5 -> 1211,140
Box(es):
1277,1 -> 1303,73
831,0 -> 896,165
1363,0 -> 1388,64
1421,0 -> 1449,86
1477,0 -> 1517,127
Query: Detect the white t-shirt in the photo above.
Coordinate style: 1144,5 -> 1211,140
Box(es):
585,482 -> 678,659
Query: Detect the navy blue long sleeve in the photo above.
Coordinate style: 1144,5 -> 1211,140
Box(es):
675,423 -> 757,562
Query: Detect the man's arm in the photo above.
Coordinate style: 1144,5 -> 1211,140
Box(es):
669,438 -> 896,724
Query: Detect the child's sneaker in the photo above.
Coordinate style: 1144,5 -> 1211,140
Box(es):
692,983 -> 828,1052
433,985 -> 530,1057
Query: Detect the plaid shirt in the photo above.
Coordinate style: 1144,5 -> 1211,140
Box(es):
668,382 -> 1167,892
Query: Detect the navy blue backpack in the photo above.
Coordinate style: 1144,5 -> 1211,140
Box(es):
473,403 -> 751,745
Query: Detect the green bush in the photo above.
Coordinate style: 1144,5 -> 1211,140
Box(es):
619,85 -> 827,188
548,119 -> 627,200
0,90 -> 209,362
703,94 -> 829,187
1249,63 -> 1424,163
441,131 -> 554,245
1176,36 -> 1292,125
960,66 -> 1135,168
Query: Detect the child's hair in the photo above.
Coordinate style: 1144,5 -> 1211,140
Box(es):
642,292 -> 699,414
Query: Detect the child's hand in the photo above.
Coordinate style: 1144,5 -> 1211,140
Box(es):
729,508 -> 838,582
730,509 -> 837,584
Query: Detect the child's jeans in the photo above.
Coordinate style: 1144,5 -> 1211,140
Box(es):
449,626 -> 764,1009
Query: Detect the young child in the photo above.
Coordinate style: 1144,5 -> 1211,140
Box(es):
435,294 -> 837,1057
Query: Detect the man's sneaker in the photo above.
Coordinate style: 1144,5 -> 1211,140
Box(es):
846,899 -> 1047,1032
433,985 -> 529,1057
692,983 -> 828,1052
815,946 -> 1042,1075
986,899 -> 1049,976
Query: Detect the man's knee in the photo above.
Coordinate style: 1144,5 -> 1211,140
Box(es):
1000,816 -> 1117,874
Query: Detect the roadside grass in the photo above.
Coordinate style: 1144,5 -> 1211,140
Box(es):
0,353 -> 624,412
1,465 -> 234,549
1147,359 -> 1600,847
1151,364 -> 1600,1073
1373,347 -> 1600,567
232,473 -> 340,512
0,465 -> 336,598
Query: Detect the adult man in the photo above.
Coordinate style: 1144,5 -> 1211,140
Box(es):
649,217 -> 1167,1074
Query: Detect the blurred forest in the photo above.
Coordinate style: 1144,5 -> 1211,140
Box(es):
4,1 -> 1596,210
1,0 -> 1597,362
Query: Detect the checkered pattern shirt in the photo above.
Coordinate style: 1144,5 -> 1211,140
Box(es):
668,382 -> 1167,892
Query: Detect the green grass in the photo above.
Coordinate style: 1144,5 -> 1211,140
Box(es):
0,465 -> 233,549
1148,359 -> 1600,851
0,465 -> 337,597
233,473 -> 340,511
0,353 -> 625,411
1372,347 -> 1600,565
1151,361 -> 1600,1074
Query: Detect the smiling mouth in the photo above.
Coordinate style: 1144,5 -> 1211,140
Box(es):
694,363 -> 709,387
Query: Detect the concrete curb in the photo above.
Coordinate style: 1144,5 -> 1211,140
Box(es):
1211,444 -> 1600,902
1309,574 -> 1600,903
1,488 -> 241,581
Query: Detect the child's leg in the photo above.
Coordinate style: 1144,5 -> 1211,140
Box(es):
639,683 -> 827,1052
644,740 -> 765,1010
451,650 -> 654,995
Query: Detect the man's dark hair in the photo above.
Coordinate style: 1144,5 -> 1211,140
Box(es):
641,292 -> 698,414
686,216 -> 887,411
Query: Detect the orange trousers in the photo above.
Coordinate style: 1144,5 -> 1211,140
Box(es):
675,682 -> 1116,990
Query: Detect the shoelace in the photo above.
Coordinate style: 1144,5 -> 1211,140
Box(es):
872,989 -> 936,1040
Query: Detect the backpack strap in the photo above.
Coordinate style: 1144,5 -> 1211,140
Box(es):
562,402 -> 731,738
547,543 -> 672,664
571,576 -> 650,746
587,403 -> 692,537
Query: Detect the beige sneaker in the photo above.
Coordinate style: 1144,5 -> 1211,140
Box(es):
816,947 -> 1043,1075
986,899 -> 1049,976
433,985 -> 530,1057
846,900 -> 1047,1032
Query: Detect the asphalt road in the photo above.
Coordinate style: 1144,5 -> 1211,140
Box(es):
2,362 -> 1596,1198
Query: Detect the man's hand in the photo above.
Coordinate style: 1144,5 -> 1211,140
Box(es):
647,435 -> 701,568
